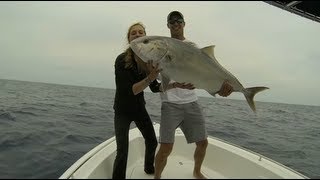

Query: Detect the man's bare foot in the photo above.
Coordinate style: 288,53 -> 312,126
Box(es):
193,171 -> 207,179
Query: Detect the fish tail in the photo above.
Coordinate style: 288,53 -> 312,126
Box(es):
244,87 -> 269,112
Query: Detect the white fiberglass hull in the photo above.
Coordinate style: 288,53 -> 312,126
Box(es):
59,123 -> 308,179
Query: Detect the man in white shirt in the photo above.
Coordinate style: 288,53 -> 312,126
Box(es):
154,11 -> 233,179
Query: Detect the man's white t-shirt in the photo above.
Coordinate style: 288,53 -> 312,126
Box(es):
159,39 -> 198,104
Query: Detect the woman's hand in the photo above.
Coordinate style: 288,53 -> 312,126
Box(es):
132,60 -> 162,95
146,60 -> 162,81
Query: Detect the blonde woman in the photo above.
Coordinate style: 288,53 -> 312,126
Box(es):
112,22 -> 161,179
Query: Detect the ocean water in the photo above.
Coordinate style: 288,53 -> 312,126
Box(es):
0,78 -> 319,179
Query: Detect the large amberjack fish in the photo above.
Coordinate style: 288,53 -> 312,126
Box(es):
130,36 -> 269,112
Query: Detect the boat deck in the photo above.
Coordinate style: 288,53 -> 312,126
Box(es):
60,123 -> 308,179
128,155 -> 225,179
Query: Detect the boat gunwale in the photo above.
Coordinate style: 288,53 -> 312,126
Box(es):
59,136 -> 116,179
205,135 -> 309,179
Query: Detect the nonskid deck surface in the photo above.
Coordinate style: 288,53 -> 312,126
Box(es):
127,155 -> 226,179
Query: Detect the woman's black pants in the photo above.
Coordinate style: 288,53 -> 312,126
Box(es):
112,109 -> 157,179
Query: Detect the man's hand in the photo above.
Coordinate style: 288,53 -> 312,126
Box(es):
218,81 -> 233,97
173,82 -> 195,90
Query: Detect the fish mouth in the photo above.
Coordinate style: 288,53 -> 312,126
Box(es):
130,42 -> 143,58
130,37 -> 169,62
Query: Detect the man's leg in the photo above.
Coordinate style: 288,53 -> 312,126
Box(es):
179,101 -> 208,179
154,143 -> 173,179
193,139 -> 208,179
155,102 -> 182,178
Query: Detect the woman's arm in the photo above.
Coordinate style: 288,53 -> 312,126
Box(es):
132,60 -> 162,95
132,75 -> 154,95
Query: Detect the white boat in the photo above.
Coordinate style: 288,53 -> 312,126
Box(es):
59,122 -> 308,179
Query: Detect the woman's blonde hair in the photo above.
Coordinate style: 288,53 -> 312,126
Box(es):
124,22 -> 146,69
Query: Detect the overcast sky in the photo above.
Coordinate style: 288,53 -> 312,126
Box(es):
1,1 -> 320,106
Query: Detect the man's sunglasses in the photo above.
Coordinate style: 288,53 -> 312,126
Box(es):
168,19 -> 184,25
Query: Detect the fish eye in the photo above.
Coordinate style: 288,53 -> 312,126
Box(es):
143,39 -> 149,44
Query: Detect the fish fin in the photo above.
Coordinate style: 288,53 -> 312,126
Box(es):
243,87 -> 270,113
160,74 -> 171,92
201,45 -> 216,59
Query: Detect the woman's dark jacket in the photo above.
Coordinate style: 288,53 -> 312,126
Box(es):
113,52 -> 161,114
